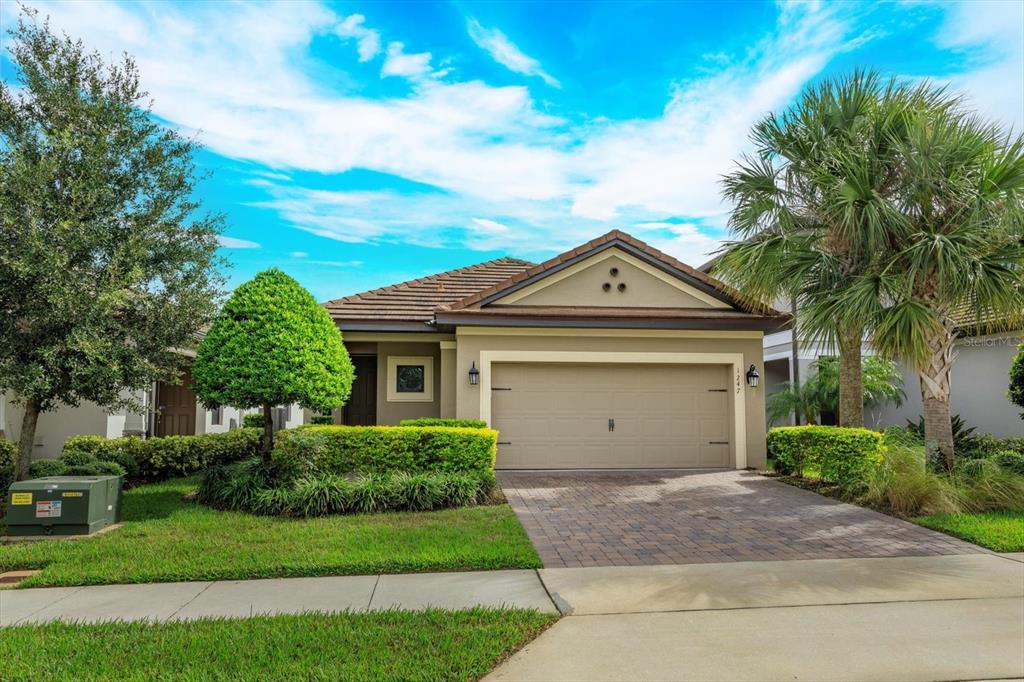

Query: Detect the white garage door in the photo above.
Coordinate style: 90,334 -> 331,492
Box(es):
492,362 -> 732,469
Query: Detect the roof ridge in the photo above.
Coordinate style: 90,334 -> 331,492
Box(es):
322,256 -> 535,306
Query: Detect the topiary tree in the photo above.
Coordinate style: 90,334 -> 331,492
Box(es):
1010,341 -> 1024,418
193,269 -> 354,458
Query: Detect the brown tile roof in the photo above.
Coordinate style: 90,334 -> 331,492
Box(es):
441,229 -> 780,316
324,257 -> 535,325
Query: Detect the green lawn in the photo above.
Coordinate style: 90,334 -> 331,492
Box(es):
0,608 -> 557,681
0,478 -> 541,588
914,511 -> 1024,552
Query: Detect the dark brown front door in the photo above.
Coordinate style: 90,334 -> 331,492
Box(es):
341,355 -> 377,425
155,367 -> 198,436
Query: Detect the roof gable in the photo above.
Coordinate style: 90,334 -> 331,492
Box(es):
444,230 -> 768,315
494,248 -> 731,309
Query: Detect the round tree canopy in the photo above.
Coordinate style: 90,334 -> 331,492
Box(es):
193,268 -> 353,412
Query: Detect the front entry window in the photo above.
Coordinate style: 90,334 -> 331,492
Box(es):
396,365 -> 425,393
386,356 -> 434,402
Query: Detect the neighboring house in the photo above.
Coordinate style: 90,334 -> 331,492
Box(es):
323,230 -> 787,470
752,300 -> 1022,437
1,353 -> 305,460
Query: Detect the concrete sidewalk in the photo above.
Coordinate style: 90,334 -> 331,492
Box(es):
488,553 -> 1024,682
0,569 -> 558,626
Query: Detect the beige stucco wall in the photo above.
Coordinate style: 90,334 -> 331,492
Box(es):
453,329 -> 768,469
375,341 -> 442,425
498,251 -> 728,309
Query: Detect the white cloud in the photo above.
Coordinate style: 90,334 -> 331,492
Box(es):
466,18 -> 560,88
217,235 -> 261,249
933,0 -> 1024,130
381,41 -> 434,79
471,218 -> 510,234
20,0 -> 1018,273
290,251 -> 309,258
335,14 -> 380,62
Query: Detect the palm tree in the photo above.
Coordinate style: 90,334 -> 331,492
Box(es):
714,71 -> 946,428
766,355 -> 905,426
832,106 -> 1024,468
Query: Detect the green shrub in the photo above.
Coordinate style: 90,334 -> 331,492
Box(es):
197,459 -> 496,518
399,418 -> 488,429
0,438 -> 15,493
64,461 -> 126,477
310,414 -> 335,425
243,413 -> 264,429
62,428 -> 260,482
272,425 -> 497,480
860,444 -> 960,516
960,435 -> 1024,460
994,450 -> 1024,476
28,459 -> 67,478
767,426 -> 884,488
956,464 -> 1024,513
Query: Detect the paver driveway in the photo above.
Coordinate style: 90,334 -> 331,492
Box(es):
498,470 -> 984,567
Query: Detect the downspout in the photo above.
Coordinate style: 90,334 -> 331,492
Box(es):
791,296 -> 801,426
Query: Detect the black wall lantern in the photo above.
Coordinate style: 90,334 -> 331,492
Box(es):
468,361 -> 480,386
746,364 -> 760,388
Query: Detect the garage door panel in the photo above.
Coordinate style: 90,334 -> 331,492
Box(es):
492,362 -> 731,469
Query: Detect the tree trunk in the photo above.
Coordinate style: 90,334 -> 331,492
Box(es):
260,403 -> 274,461
837,327 -> 864,428
918,325 -> 956,470
16,399 -> 41,481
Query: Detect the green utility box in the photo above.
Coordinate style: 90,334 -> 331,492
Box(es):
5,476 -> 123,537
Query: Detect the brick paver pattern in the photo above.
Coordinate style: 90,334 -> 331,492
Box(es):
498,470 -> 985,568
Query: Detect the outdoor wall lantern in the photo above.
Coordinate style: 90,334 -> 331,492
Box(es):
468,361 -> 480,386
746,364 -> 760,388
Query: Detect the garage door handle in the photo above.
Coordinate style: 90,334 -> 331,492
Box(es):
608,418 -> 615,432
498,441 -> 512,445
491,387 -> 512,391
709,441 -> 729,445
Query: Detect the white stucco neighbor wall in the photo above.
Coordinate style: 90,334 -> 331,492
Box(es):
876,333 -> 1022,437
761,331 -> 1022,437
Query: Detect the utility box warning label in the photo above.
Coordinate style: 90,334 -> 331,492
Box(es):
35,500 -> 62,518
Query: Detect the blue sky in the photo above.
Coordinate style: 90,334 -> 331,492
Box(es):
3,1 -> 1023,301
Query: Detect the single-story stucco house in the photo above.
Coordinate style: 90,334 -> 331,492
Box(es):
323,230 -> 787,470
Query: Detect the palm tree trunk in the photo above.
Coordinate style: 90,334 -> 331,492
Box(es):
837,327 -> 864,427
918,325 -> 956,470
16,398 -> 40,481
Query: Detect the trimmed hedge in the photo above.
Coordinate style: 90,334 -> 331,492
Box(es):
26,459 -> 127,478
243,413 -> 264,428
1,438 -> 15,495
198,458 -> 494,517
62,429 -> 261,482
272,425 -> 497,479
768,426 -> 885,489
399,418 -> 488,429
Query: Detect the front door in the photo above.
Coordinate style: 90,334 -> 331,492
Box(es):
341,355 -> 378,425
155,367 -> 197,437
